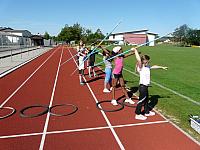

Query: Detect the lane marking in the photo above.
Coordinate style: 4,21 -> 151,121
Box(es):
39,46 -> 64,150
0,47 -> 59,108
96,54 -> 199,106
124,68 -> 200,106
123,67 -> 200,145
96,55 -> 200,145
69,49 -> 125,150
0,120 -> 168,139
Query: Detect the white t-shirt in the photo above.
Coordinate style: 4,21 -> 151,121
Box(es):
137,65 -> 150,86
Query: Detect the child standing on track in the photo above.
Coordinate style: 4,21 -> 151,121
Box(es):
88,44 -> 98,78
77,41 -> 87,85
111,46 -> 135,105
132,48 -> 168,120
101,47 -> 112,93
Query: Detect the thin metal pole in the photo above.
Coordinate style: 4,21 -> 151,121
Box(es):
70,20 -> 122,76
94,32 -> 172,67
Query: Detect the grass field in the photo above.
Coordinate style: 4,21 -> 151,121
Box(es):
96,44 -> 200,142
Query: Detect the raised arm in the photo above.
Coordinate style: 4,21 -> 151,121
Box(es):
131,48 -> 142,68
124,51 -> 135,58
151,65 -> 168,70
98,46 -> 111,56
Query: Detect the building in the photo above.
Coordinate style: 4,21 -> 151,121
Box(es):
30,35 -> 44,46
0,27 -> 32,47
108,29 -> 157,46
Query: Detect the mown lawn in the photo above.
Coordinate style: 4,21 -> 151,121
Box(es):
96,44 -> 200,142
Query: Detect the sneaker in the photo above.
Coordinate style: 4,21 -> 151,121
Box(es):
110,87 -> 113,91
135,114 -> 147,120
80,82 -> 84,85
145,111 -> 155,116
132,93 -> 139,100
111,99 -> 118,106
126,88 -> 131,92
103,88 -> 110,93
124,98 -> 135,104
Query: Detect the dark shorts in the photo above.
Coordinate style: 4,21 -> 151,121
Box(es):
79,69 -> 84,75
89,61 -> 95,67
113,74 -> 123,79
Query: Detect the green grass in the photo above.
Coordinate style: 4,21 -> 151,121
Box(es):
96,44 -> 200,142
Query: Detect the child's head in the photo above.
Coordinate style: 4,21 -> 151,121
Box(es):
112,46 -> 122,56
141,55 -> 150,65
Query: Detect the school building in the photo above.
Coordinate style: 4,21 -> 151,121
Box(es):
108,29 -> 157,46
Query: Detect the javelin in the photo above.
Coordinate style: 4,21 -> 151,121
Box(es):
70,20 -> 122,76
94,32 -> 172,67
60,41 -> 98,66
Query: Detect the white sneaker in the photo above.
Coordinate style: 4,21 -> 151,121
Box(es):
111,99 -> 118,106
135,114 -> 147,120
110,87 -> 113,91
145,111 -> 155,116
124,98 -> 135,104
132,93 -> 139,100
80,81 -> 84,85
103,88 -> 110,93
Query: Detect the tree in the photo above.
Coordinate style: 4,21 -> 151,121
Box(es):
56,23 -> 105,44
172,24 -> 191,45
44,31 -> 50,40
187,29 -> 200,46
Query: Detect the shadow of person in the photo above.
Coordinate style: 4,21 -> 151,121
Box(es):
148,95 -> 171,111
127,86 -> 139,98
86,76 -> 104,83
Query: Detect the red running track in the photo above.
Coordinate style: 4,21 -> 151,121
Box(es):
0,46 -> 199,150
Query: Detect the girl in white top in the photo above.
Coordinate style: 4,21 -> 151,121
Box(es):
132,48 -> 168,120
77,41 -> 87,85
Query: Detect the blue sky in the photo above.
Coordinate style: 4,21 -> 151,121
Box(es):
1,0 -> 200,36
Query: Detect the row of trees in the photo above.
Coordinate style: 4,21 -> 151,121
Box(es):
44,23 -> 105,45
172,24 -> 200,46
44,23 -> 200,46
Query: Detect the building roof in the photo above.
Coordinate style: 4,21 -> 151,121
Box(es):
30,35 -> 44,40
111,29 -> 157,36
111,29 -> 149,35
0,27 -> 13,31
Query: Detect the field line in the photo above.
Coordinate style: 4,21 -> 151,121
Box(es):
124,68 -> 200,106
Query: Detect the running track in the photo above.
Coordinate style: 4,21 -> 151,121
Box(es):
0,46 -> 199,150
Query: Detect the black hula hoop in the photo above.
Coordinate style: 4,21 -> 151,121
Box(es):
0,107 -> 16,120
118,99 -> 136,108
20,105 -> 49,118
96,100 -> 124,112
49,104 -> 78,116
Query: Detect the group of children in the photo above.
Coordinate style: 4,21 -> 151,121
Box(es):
76,40 -> 167,120
76,40 -> 98,85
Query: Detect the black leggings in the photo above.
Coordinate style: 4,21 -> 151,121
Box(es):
135,84 -> 150,115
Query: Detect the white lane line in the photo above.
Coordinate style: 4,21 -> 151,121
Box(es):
154,108 -> 200,146
69,49 -> 125,150
0,120 -> 168,139
124,67 -> 200,146
123,68 -> 200,106
0,48 -> 59,108
39,46 -> 64,150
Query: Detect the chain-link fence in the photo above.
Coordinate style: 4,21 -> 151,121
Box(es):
0,31 -> 32,52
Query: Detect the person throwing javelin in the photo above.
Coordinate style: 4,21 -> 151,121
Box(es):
132,47 -> 168,120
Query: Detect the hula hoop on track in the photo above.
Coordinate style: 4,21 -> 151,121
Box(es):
0,107 -> 16,120
20,105 -> 49,118
49,104 -> 78,116
96,100 -> 124,112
